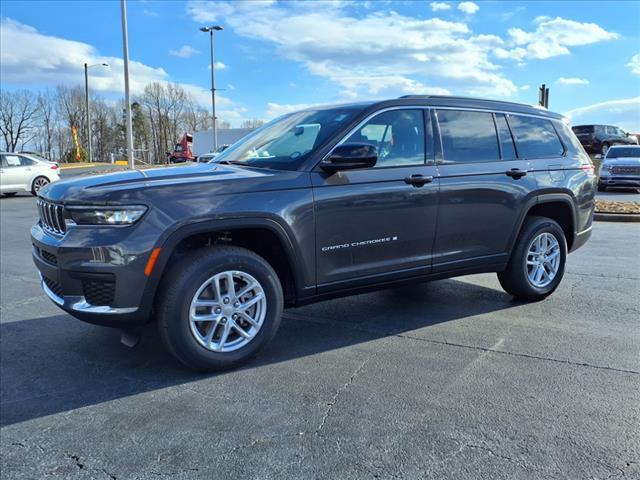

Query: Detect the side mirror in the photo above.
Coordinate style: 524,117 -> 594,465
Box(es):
320,143 -> 377,172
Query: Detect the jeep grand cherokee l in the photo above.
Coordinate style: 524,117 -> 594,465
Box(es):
31,96 -> 596,371
572,124 -> 638,155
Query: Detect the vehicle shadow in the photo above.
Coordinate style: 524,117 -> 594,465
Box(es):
0,278 -> 517,427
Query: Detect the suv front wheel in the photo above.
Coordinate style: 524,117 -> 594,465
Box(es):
498,216 -> 567,301
156,246 -> 283,371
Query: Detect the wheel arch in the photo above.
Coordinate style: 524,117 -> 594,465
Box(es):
142,217 -> 306,316
510,193 -> 577,253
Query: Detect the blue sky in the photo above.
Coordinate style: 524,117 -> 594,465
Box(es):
1,0 -> 639,129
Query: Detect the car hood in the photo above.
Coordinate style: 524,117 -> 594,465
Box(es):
38,163 -> 310,204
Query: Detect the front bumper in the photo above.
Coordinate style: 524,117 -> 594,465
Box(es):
31,221 -> 155,327
599,176 -> 640,188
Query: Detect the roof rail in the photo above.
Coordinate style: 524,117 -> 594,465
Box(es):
398,94 -> 538,109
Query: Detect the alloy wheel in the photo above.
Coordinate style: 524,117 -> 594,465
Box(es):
525,232 -> 561,288
189,270 -> 267,353
33,177 -> 49,192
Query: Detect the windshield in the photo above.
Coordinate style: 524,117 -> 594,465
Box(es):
214,107 -> 362,170
606,147 -> 640,158
572,126 -> 594,134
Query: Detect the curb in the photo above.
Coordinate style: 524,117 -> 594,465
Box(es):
594,212 -> 640,223
59,163 -> 111,170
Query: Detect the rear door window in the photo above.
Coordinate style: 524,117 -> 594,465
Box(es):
437,110 -> 499,163
507,115 -> 564,159
3,155 -> 22,167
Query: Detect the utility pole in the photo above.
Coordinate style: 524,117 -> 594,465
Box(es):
84,63 -> 91,163
200,25 -> 223,151
84,62 -> 108,163
121,0 -> 135,169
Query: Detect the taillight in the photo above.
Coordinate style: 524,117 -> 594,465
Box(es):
581,165 -> 595,174
51,165 -> 58,170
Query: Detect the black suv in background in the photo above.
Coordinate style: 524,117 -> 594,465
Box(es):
32,96 -> 596,371
572,124 -> 638,155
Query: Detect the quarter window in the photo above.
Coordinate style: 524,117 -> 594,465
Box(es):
19,156 -> 36,166
343,109 -> 426,168
495,114 -> 517,160
508,115 -> 564,159
437,110 -> 499,163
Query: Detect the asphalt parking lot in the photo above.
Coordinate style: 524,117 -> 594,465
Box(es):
1,194 -> 638,480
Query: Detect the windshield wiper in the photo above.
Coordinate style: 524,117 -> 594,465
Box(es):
217,160 -> 248,166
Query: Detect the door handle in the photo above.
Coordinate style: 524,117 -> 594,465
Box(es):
505,168 -> 527,179
404,174 -> 434,187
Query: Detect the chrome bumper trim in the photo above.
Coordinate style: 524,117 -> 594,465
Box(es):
40,274 -> 138,314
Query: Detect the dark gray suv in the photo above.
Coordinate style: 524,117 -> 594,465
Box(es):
31,96 -> 596,371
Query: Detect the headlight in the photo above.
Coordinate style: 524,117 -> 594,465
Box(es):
66,206 -> 147,225
600,163 -> 612,172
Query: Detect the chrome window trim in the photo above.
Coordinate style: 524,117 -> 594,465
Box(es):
321,104 -> 565,165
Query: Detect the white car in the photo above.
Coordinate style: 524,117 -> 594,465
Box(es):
598,145 -> 640,192
0,152 -> 60,196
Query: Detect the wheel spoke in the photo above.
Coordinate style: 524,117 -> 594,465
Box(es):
232,321 -> 251,338
235,280 -> 257,300
203,318 -> 221,347
191,312 -> 220,322
241,293 -> 264,310
214,321 -> 232,351
194,299 -> 219,308
225,272 -> 236,298
238,311 -> 259,328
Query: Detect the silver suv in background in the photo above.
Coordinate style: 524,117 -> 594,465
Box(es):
0,152 -> 60,196
598,145 -> 640,191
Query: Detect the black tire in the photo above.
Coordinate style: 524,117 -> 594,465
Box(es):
601,142 -> 610,155
31,176 -> 49,195
498,216 -> 567,301
2,192 -> 18,197
156,246 -> 283,371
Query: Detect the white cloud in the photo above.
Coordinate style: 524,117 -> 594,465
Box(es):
265,102 -> 318,119
565,97 -> 640,133
457,2 -> 479,15
0,18 -> 240,115
556,77 -> 589,85
520,85 -> 530,91
430,2 -> 451,12
627,53 -> 640,75
506,17 -> 618,60
185,1 -> 517,98
169,45 -> 200,58
143,9 -> 158,17
215,61 -> 227,70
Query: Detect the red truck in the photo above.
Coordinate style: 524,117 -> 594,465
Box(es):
167,133 -> 195,163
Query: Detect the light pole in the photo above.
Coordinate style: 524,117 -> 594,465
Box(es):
200,25 -> 223,151
121,0 -> 135,169
84,62 -> 108,163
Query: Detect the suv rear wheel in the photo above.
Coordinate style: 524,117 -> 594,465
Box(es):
157,246 -> 283,371
498,216 -> 567,301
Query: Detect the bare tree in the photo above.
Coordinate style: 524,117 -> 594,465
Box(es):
240,118 -> 265,129
139,82 -> 190,163
36,89 -> 57,159
0,89 -> 39,152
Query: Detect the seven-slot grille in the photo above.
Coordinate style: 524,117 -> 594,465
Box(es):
37,199 -> 66,235
611,166 -> 640,175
